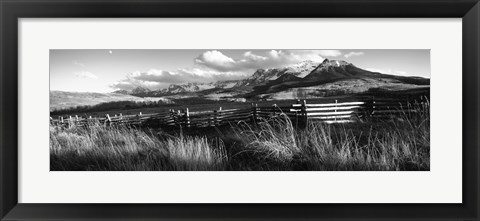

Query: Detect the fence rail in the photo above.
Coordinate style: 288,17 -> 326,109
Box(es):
50,95 -> 429,128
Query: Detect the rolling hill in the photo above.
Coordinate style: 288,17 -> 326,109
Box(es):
50,91 -> 171,111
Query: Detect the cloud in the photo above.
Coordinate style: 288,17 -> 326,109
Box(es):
111,79 -> 170,91
316,50 -> 342,57
75,71 -> 98,79
111,70 -> 182,91
177,67 -> 248,81
193,50 -> 236,71
366,68 -> 412,77
73,60 -> 86,68
194,50 -> 336,72
344,51 -> 365,58
110,68 -> 248,91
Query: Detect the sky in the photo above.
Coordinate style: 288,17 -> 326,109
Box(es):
50,49 -> 430,93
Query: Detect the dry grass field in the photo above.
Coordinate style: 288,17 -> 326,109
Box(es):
50,102 -> 429,171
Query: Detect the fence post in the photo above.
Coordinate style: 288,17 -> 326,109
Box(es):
251,103 -> 257,125
301,100 -> 307,128
169,109 -> 175,126
295,100 -> 301,127
294,109 -> 299,128
185,108 -> 190,128
135,112 -> 140,125
272,104 -> 277,117
217,107 -> 222,126
212,110 -> 218,127
105,114 -> 111,126
180,109 -> 185,128
335,99 -> 338,123
372,96 -> 376,116
60,116 -> 64,124
69,116 -> 73,128
177,110 -> 181,128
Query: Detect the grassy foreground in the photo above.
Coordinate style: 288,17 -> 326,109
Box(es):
50,107 -> 429,171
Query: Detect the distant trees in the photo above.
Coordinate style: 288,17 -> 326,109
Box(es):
51,100 -> 173,116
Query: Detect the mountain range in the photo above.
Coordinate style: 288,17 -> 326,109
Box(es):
114,59 -> 429,100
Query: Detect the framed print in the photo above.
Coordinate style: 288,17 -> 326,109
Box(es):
48,48 -> 432,172
1,0 -> 479,220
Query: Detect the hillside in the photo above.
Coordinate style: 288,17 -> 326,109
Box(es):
246,59 -> 429,97
50,91 -> 170,111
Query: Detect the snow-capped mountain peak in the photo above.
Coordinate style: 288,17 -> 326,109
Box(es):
285,60 -> 320,78
235,60 -> 320,87
319,59 -> 350,67
131,86 -> 151,94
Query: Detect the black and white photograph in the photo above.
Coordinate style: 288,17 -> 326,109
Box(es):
49,49 -> 430,171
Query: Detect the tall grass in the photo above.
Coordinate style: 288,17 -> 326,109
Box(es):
50,103 -> 429,171
50,125 -> 226,171
230,102 -> 429,171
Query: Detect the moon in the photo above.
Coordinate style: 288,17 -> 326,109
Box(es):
109,50 -> 113,54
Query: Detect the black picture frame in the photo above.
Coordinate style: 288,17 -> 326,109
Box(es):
1,0 -> 479,220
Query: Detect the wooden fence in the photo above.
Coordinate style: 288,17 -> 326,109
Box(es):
50,95 -> 429,128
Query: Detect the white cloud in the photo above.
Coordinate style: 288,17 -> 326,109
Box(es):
316,50 -> 342,57
243,51 -> 268,62
75,71 -> 98,79
110,68 -> 248,91
193,50 -> 236,71
194,50 -> 331,72
344,51 -> 365,58
73,60 -> 86,68
366,68 -> 412,77
177,67 -> 248,80
110,78 -> 169,91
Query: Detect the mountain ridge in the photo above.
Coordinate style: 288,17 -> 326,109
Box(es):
113,59 -> 430,99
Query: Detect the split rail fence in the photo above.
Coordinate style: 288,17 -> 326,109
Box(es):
50,95 -> 429,129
